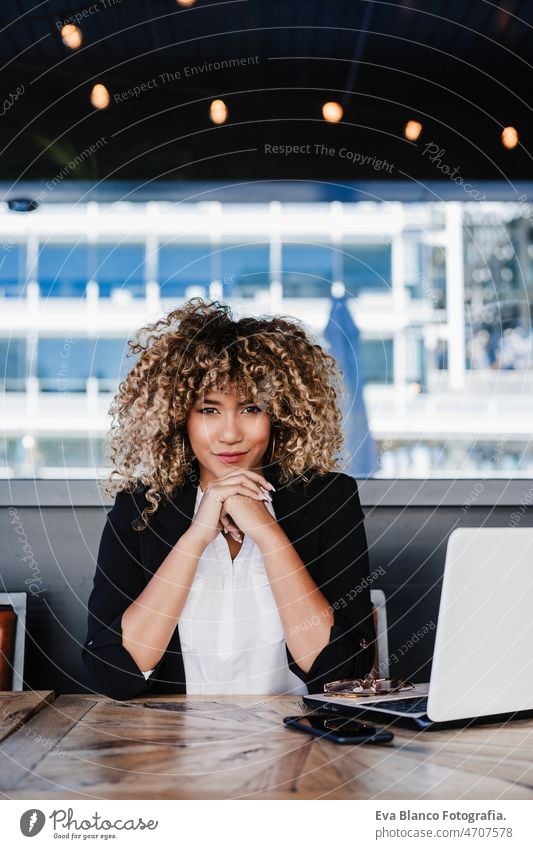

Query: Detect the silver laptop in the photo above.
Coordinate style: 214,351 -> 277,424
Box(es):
304,528 -> 533,730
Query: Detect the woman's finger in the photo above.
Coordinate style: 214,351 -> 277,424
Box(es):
220,514 -> 242,540
215,478 -> 264,497
217,469 -> 275,492
214,484 -> 270,503
220,515 -> 243,543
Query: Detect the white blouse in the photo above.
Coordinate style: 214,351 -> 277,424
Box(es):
142,485 -> 308,695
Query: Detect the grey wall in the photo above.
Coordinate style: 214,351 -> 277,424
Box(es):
1,479 -> 532,694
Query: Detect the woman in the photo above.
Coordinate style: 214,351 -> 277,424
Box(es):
82,298 -> 375,699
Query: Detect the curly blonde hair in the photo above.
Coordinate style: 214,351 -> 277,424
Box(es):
104,298 -> 347,530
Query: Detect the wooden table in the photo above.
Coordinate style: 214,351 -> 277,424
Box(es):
0,690 -> 54,743
1,693 -> 532,799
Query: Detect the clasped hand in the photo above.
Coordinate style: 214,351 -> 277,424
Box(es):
189,469 -> 276,546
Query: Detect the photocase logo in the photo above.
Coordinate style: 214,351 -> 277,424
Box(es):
20,809 -> 46,837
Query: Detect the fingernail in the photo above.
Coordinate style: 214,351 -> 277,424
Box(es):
267,483 -> 276,491
233,534 -> 242,542
223,528 -> 228,534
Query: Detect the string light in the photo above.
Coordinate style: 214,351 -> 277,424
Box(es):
60,23 -> 83,50
404,120 -> 423,141
90,84 -> 111,110
501,126 -> 519,149
176,0 -> 196,6
209,99 -> 228,124
322,101 -> 343,123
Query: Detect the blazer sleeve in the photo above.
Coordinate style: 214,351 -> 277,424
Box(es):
285,475 -> 376,693
82,488 -> 164,700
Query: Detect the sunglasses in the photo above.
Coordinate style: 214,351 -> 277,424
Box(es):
324,675 -> 415,697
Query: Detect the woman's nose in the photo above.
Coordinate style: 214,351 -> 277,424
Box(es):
220,413 -> 243,439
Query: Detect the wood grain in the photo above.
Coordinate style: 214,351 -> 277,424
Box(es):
1,694 -> 532,799
0,695 -> 94,795
0,690 -> 55,742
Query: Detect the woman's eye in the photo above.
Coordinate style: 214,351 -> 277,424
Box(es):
198,406 -> 262,414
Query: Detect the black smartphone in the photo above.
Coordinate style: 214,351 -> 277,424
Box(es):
283,711 -> 394,745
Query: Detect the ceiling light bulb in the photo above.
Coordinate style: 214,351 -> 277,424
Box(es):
322,101 -> 343,123
404,120 -> 423,141
61,23 -> 83,50
501,126 -> 519,149
90,83 -> 111,110
209,99 -> 228,124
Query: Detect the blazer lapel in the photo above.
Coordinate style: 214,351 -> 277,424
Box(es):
150,479 -> 197,552
267,462 -> 311,545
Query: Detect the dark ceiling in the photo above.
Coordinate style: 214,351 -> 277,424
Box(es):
0,0 -> 531,186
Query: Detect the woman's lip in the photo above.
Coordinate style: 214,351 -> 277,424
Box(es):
216,452 -> 247,457
216,452 -> 247,462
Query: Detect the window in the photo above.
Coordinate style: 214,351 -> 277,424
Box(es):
282,244 -> 333,297
92,339 -> 134,390
159,245 -> 210,297
342,244 -> 391,294
38,244 -> 89,298
406,245 -> 446,307
3,198 -> 533,481
36,338 -> 132,391
37,338 -> 90,391
219,244 -> 270,298
464,215 -> 529,370
0,339 -> 26,391
0,244 -> 26,298
37,437 -> 108,469
359,340 -> 393,384
94,244 -> 145,297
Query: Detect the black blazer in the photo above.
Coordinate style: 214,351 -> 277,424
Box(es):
82,462 -> 376,700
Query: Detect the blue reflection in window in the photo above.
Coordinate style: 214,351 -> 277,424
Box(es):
282,244 -> 333,297
159,245 -> 210,297
0,338 -> 26,390
359,340 -> 393,384
37,338 -> 89,390
36,338 -> 132,392
92,339 -> 133,389
0,244 -> 26,298
343,245 -> 391,293
38,245 -> 89,298
95,245 -> 145,298
219,244 -> 270,298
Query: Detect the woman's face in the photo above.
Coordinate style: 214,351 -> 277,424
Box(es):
186,386 -> 272,487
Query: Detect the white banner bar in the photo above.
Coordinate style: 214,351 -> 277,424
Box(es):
2,799 -> 533,848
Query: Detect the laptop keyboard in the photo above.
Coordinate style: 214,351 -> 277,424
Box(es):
365,696 -> 428,713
